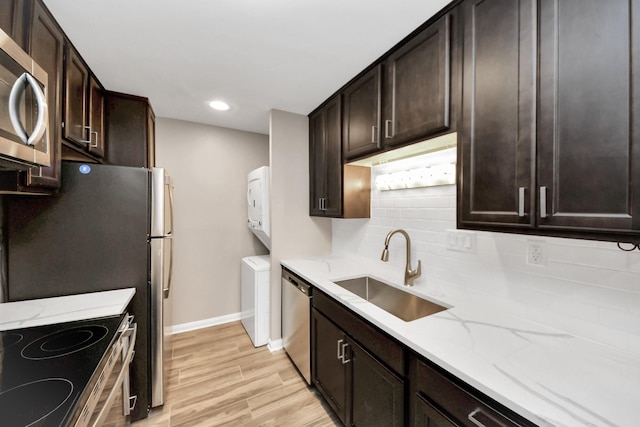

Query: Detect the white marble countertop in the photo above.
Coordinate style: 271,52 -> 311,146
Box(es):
0,288 -> 136,331
282,255 -> 640,427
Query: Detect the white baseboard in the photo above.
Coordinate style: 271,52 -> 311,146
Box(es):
171,312 -> 242,334
171,314 -> 284,353
268,338 -> 283,352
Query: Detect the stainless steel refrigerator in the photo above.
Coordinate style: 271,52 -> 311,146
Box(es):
5,161 -> 174,420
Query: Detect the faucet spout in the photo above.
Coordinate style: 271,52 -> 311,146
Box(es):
380,229 -> 422,286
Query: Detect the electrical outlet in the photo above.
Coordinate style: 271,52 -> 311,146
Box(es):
527,240 -> 546,266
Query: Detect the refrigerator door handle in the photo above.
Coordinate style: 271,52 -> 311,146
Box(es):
163,237 -> 173,299
165,174 -> 175,236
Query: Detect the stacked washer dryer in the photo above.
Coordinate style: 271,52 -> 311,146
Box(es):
242,166 -> 271,347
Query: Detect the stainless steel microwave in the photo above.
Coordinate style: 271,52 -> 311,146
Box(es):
0,29 -> 50,169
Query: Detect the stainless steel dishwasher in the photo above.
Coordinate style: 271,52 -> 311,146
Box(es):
281,268 -> 312,384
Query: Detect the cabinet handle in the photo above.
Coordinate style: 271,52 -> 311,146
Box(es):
518,187 -> 525,217
337,339 -> 344,361
341,342 -> 350,364
468,408 -> 507,427
90,131 -> 98,148
540,186 -> 548,219
385,120 -> 393,139
80,125 -> 92,144
371,126 -> 378,145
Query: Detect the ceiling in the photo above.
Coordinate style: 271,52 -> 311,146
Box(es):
43,0 -> 451,135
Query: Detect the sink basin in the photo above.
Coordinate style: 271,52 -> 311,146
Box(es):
332,276 -> 447,322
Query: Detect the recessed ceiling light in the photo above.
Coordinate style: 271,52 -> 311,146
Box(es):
209,100 -> 231,111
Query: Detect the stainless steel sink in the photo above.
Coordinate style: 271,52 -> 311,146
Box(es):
332,276 -> 447,322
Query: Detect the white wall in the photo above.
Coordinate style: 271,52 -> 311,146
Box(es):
333,168 -> 640,356
155,117 -> 269,327
269,110 -> 332,342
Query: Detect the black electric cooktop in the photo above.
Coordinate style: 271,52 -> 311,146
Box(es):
0,314 -> 125,427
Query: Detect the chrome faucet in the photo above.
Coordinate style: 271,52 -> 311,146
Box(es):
381,229 -> 422,286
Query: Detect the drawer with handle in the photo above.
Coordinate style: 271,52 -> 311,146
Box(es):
411,355 -> 536,427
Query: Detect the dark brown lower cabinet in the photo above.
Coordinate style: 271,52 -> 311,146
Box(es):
414,394 -> 456,427
308,283 -> 536,427
312,309 -> 348,424
350,339 -> 404,427
312,306 -> 404,427
409,355 -> 535,427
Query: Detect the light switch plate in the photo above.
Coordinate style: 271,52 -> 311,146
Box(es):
446,229 -> 476,253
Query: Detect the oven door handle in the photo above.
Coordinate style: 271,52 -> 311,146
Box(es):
91,322 -> 137,427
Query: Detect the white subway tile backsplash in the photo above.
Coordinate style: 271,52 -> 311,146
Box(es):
571,245 -> 630,270
379,198 -> 395,208
409,197 -> 431,208
386,208 -> 403,218
372,208 -> 386,218
545,242 -> 574,264
628,293 -> 640,316
333,182 -> 640,356
627,252 -> 640,273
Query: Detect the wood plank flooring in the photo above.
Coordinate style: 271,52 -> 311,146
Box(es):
121,321 -> 341,427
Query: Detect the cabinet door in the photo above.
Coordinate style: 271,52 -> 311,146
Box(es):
458,0 -> 536,228
86,75 -> 104,157
24,0 -> 63,189
383,13 -> 454,148
104,92 -> 154,167
309,108 -> 327,215
414,394 -> 456,427
312,309 -> 348,425
349,339 -> 404,427
0,0 -> 26,49
537,0 -> 640,234
310,96 -> 343,217
63,44 -> 90,146
324,96 -> 343,216
343,65 -> 382,161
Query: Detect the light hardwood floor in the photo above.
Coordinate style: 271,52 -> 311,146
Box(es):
125,321 -> 341,427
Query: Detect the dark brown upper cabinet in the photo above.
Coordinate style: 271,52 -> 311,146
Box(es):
342,10 -> 458,163
104,91 -> 156,168
0,0 -> 27,50
342,65 -> 382,161
310,95 -> 371,219
63,44 -> 88,145
537,0 -> 640,237
62,42 -> 105,160
310,95 -> 343,217
383,12 -> 456,149
458,0 -> 536,228
459,0 -> 640,243
87,75 -> 105,157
